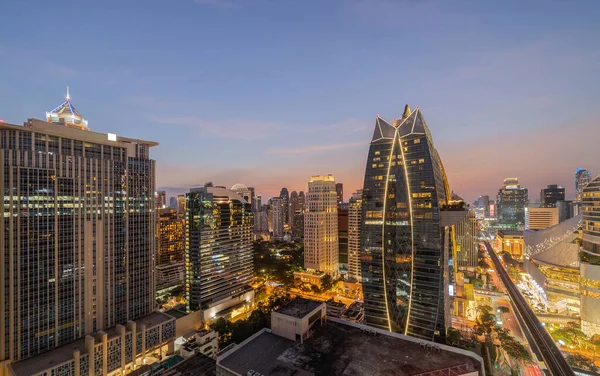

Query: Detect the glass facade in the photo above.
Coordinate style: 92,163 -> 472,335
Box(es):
497,178 -> 528,225
360,106 -> 450,342
185,187 -> 253,311
0,119 -> 156,363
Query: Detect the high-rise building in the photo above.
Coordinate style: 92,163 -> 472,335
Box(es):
478,195 -> 490,217
271,197 -> 285,240
557,200 -> 575,223
338,207 -> 349,276
348,190 -> 363,282
280,188 -> 290,226
335,182 -> 344,207
289,191 -> 299,228
185,186 -> 254,318
579,175 -> 600,336
177,194 -> 186,217
540,184 -> 565,208
1,96 -> 175,376
304,175 -> 339,277
525,207 -> 559,230
248,187 -> 256,211
489,200 -> 496,218
155,190 -> 167,209
576,168 -> 593,203
157,208 -> 186,265
298,191 -> 305,212
231,183 -> 252,206
256,194 -> 262,209
169,196 -> 178,209
497,178 -> 528,226
360,105 -> 451,342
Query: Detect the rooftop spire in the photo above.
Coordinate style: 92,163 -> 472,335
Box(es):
66,86 -> 70,102
402,104 -> 411,119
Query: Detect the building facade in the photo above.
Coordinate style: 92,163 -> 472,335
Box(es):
185,186 -> 254,315
359,105 -> 451,342
497,178 -> 528,226
271,197 -> 285,241
1,95 -> 174,375
338,207 -> 349,276
496,230 -> 525,260
576,168 -> 593,203
304,175 -> 339,277
280,188 -> 290,226
348,191 -> 362,282
157,208 -> 186,265
580,175 -> 600,336
335,183 -> 343,207
525,207 -> 559,230
540,184 -> 565,208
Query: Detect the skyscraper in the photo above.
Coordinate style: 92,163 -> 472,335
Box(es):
156,208 -> 186,291
304,175 -> 339,277
338,207 -> 349,276
185,186 -> 254,317
169,196 -> 178,209
155,190 -> 166,209
540,184 -> 565,207
177,194 -> 186,217
360,105 -> 451,342
335,182 -> 344,207
289,191 -> 299,229
497,178 -> 528,226
271,197 -> 285,240
348,190 -> 363,282
1,95 -> 175,376
478,195 -> 490,217
580,175 -> 600,336
576,168 -> 593,203
280,187 -> 290,226
298,191 -> 305,212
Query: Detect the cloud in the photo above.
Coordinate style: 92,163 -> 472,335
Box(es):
154,116 -> 281,140
266,141 -> 364,155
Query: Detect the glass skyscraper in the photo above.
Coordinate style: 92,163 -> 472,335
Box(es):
497,178 -> 528,226
359,105 -> 451,342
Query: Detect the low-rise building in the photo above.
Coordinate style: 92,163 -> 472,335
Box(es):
293,270 -> 325,288
180,329 -> 219,359
526,207 -> 559,230
156,261 -> 186,290
326,300 -> 347,318
215,299 -> 483,376
496,230 -> 525,260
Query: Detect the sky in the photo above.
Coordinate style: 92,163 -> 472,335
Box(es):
1,0 -> 599,202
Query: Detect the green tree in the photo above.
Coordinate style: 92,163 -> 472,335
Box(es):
474,305 -> 496,339
446,327 -> 462,345
321,274 -> 333,291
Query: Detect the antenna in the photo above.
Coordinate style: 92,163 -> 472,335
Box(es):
66,86 -> 70,101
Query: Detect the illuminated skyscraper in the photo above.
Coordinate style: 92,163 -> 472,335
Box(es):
305,175 -> 339,277
360,105 -> 451,342
2,93 -> 175,376
497,178 -> 528,226
185,186 -> 254,316
540,184 -> 565,208
576,168 -> 593,203
280,187 -> 290,225
155,190 -> 166,209
348,190 -> 363,282
579,175 -> 600,336
335,182 -> 344,207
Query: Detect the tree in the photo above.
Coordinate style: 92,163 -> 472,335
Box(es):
551,327 -> 588,348
497,306 -> 510,314
474,305 -> 497,339
566,353 -> 597,372
321,274 -> 333,291
446,327 -> 462,345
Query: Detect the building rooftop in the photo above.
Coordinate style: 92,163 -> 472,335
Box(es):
497,229 -> 523,237
275,298 -> 324,319
218,320 -> 482,376
159,353 -> 216,376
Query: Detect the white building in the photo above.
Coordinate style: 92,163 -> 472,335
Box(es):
304,175 -> 339,277
525,207 -> 559,230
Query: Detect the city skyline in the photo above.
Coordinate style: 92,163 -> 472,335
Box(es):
1,0 -> 599,202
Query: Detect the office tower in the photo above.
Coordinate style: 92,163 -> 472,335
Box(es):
248,187 -> 256,211
169,196 -> 178,209
540,184 -> 565,207
525,207 -> 559,230
155,190 -> 166,209
292,210 -> 304,241
576,168 -> 593,203
185,186 -> 254,317
289,191 -> 299,229
348,190 -> 363,282
557,200 -> 574,222
1,100 -> 174,376
298,191 -> 305,212
177,194 -> 186,216
304,175 -> 339,277
497,178 -> 528,226
579,175 -> 600,336
256,194 -> 262,209
360,105 -> 451,342
335,182 -> 344,207
271,197 -> 285,240
157,208 -> 186,265
280,187 -> 290,225
478,195 -> 490,217
338,207 -> 349,276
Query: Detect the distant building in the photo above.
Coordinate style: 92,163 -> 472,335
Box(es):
478,195 -> 490,217
170,196 -> 178,209
557,200 -> 575,223
540,184 -> 565,208
280,187 -> 290,226
156,190 -> 167,209
292,210 -> 304,241
497,178 -> 528,226
338,207 -> 349,276
298,191 -> 305,212
289,191 -> 299,229
525,207 -> 559,230
177,194 -> 186,217
271,197 -> 285,240
185,186 -> 254,320
496,230 -> 525,260
335,182 -> 344,207
581,175 -> 600,336
575,167 -> 593,203
216,298 -> 483,376
348,191 -> 363,282
157,208 -> 186,265
230,183 -> 252,205
304,175 -> 339,277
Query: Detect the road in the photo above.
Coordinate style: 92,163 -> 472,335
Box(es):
484,240 -> 574,376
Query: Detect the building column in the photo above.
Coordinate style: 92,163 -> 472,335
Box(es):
85,335 -> 95,375
117,324 -> 126,372
141,324 -> 147,366
127,321 -> 137,370
74,349 -> 80,376
97,331 -> 107,376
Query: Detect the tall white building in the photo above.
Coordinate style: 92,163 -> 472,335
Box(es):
304,175 -> 339,277
348,190 -> 363,282
272,197 -> 285,240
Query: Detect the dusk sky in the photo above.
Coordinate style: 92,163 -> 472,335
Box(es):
1,0 -> 599,202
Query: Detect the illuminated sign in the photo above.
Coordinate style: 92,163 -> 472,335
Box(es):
449,284 -> 454,296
